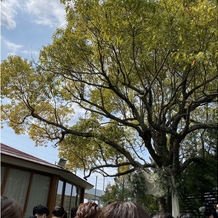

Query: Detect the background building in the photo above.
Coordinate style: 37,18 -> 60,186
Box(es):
1,143 -> 93,218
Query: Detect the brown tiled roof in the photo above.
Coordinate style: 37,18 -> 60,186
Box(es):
0,143 -> 50,164
0,142 -> 63,170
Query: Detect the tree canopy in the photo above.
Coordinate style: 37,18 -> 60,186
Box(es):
1,0 -> 218,211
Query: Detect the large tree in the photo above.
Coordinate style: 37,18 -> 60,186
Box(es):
1,0 -> 218,212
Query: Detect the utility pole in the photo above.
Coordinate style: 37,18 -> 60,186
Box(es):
103,176 -> 105,191
94,176 -> 98,203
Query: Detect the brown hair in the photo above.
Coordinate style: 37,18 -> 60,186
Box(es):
52,206 -> 65,217
1,196 -> 22,218
75,202 -> 101,218
98,201 -> 149,218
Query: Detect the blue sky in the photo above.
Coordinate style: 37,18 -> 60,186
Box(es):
1,0 -> 66,60
1,0 -> 110,189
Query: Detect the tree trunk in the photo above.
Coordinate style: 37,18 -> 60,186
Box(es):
158,195 -> 172,213
158,197 -> 166,212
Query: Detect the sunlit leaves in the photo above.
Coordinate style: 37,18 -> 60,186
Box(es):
1,56 -> 74,139
58,118 -> 127,172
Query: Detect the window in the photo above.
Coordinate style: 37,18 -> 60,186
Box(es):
71,185 -> 78,207
63,183 -> 72,214
57,181 -> 81,218
3,168 -> 30,210
56,180 -> 64,206
1,166 -> 6,185
76,187 -> 81,206
25,173 -> 51,217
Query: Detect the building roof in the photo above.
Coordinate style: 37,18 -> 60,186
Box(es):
1,143 -> 54,165
1,143 -> 93,190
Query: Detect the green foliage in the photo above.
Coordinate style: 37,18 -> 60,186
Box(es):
59,118 -> 127,171
177,154 -> 218,212
101,175 -> 158,212
101,177 -> 131,206
129,170 -> 148,204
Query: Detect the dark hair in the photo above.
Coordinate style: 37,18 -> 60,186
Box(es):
98,201 -> 149,218
63,210 -> 68,218
75,202 -> 101,218
52,206 -> 65,217
1,196 -> 22,218
71,207 -> 78,218
33,204 -> 49,216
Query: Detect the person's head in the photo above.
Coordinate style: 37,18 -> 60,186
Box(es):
98,201 -> 149,218
52,206 -> 65,218
75,202 -> 101,218
33,205 -> 49,217
71,207 -> 78,218
1,196 -> 22,218
178,214 -> 192,218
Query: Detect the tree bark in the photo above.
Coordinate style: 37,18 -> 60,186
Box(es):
158,194 -> 172,213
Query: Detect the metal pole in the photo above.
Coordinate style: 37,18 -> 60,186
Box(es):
94,176 -> 98,203
103,176 -> 105,191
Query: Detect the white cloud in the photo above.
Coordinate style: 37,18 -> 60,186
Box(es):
24,0 -> 66,28
2,37 -> 23,55
1,0 -> 67,30
2,37 -> 40,60
1,0 -> 21,29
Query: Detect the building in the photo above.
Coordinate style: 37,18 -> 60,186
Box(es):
1,143 -> 93,218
